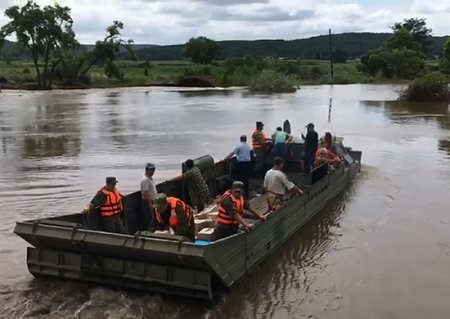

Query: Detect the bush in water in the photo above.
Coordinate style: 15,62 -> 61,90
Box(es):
249,70 -> 297,93
400,72 -> 450,101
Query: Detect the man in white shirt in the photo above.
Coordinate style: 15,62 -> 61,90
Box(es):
224,135 -> 253,198
264,157 -> 303,211
140,162 -> 157,230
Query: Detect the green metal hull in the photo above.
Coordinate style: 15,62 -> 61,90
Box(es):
15,149 -> 361,301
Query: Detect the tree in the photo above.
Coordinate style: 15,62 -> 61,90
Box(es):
183,36 -> 221,64
391,18 -> 432,54
386,28 -> 422,53
58,21 -> 134,84
359,48 -> 391,77
0,1 -> 76,88
359,47 -> 424,79
440,39 -> 450,74
389,48 -> 424,78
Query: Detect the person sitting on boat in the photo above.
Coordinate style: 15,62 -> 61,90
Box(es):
154,193 -> 195,242
83,177 -> 127,234
272,126 -> 293,160
314,146 -> 342,173
166,159 -> 212,213
264,157 -> 303,211
223,135 -> 253,198
315,141 -> 341,166
211,181 -> 266,241
323,132 -> 337,154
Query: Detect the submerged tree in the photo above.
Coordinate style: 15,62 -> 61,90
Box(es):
0,1 -> 76,88
58,21 -> 134,84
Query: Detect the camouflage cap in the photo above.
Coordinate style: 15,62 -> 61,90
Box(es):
231,181 -> 244,191
154,193 -> 168,207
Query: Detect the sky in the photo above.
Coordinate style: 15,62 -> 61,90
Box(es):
0,0 -> 449,45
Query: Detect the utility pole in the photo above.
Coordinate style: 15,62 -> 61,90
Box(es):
329,28 -> 334,84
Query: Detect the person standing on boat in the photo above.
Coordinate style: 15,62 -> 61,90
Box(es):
83,177 -> 127,234
154,193 -> 195,241
211,181 -> 266,241
272,127 -> 293,160
264,157 -> 303,211
223,135 -> 253,198
140,162 -> 157,230
252,121 -> 270,172
166,159 -> 211,212
301,123 -> 319,174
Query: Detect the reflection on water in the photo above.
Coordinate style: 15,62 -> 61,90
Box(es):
0,85 -> 449,319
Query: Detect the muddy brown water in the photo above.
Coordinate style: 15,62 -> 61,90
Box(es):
0,85 -> 449,319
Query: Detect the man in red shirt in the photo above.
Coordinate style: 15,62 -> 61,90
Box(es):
315,141 -> 341,167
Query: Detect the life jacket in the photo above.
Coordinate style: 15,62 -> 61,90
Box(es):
216,190 -> 244,225
156,197 -> 192,230
99,187 -> 123,217
252,129 -> 266,150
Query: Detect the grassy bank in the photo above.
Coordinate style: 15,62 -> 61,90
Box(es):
0,59 -> 417,90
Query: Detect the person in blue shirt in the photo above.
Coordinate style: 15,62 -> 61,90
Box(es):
272,127 -> 293,160
224,135 -> 253,198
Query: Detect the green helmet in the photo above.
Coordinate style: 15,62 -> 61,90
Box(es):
154,193 -> 168,208
231,181 -> 244,191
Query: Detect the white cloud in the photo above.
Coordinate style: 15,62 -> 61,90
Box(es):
0,0 -> 448,44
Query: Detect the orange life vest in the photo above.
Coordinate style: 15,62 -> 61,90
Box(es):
99,187 -> 123,217
252,129 -> 266,150
156,197 -> 192,230
216,190 -> 244,225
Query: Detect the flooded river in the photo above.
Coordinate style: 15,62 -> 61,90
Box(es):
0,85 -> 449,319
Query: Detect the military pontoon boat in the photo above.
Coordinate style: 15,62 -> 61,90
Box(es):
14,134 -> 361,301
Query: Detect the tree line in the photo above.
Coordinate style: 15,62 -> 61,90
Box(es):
0,1 -> 134,89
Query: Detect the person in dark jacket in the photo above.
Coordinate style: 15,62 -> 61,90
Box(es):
301,123 -> 319,173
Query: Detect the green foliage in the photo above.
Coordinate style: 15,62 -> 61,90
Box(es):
391,18 -> 432,54
57,20 -> 134,84
359,48 -> 391,76
183,37 -> 221,64
400,72 -> 450,101
248,70 -> 297,93
359,18 -> 429,79
0,0 -> 76,88
440,39 -> 450,74
386,29 -> 422,53
390,48 -> 425,78
331,49 -> 348,63
360,48 -> 424,79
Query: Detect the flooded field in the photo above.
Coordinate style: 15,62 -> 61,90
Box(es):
0,84 -> 449,318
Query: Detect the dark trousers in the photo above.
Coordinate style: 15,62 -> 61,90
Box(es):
304,150 -> 316,173
140,199 -> 155,231
274,143 -> 287,160
176,224 -> 196,242
211,223 -> 239,241
101,215 -> 127,234
232,161 -> 252,197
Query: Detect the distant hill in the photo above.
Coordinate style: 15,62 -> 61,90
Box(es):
134,33 -> 449,60
1,33 -> 448,61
